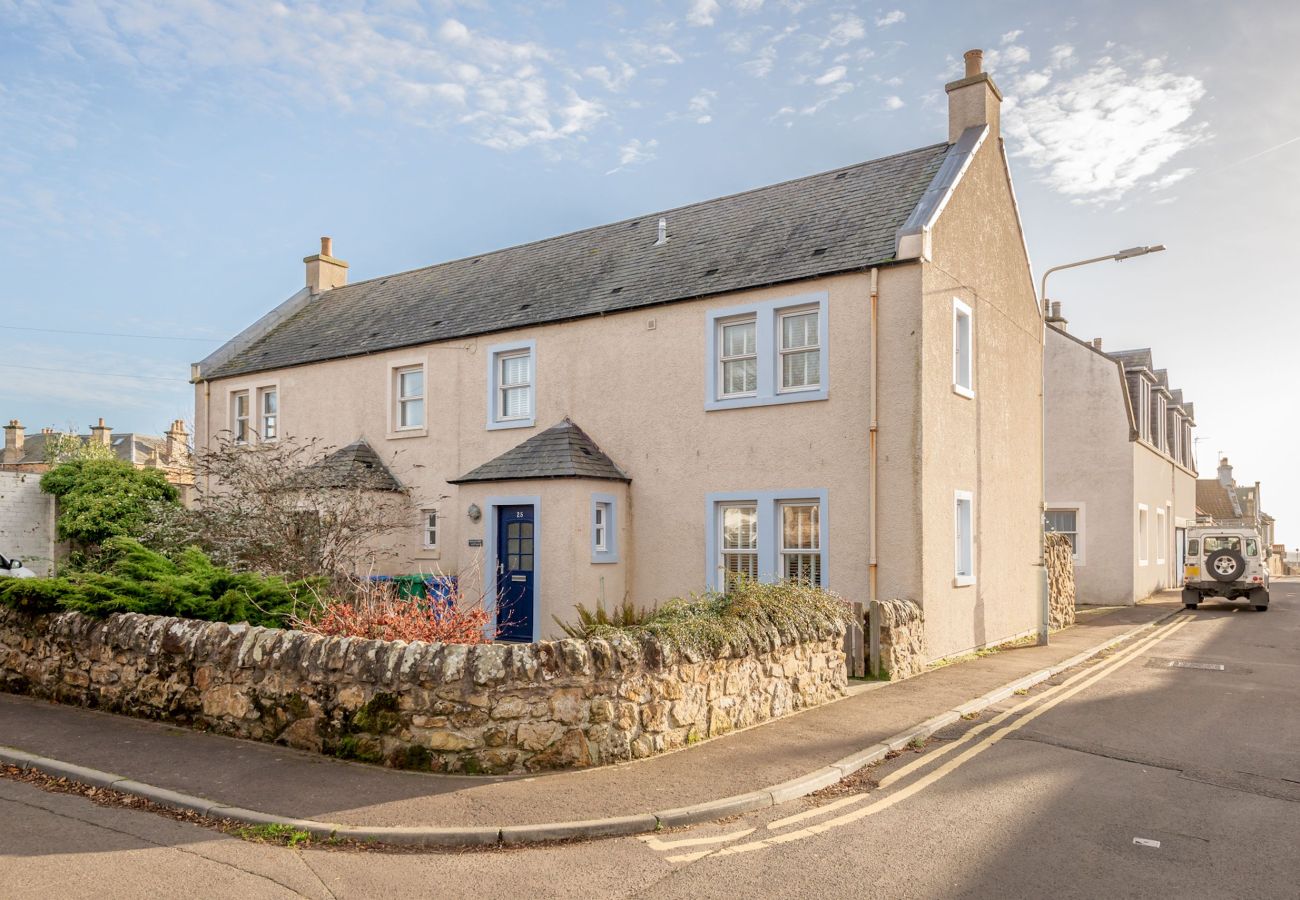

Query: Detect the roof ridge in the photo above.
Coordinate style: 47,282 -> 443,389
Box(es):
335,142 -> 952,293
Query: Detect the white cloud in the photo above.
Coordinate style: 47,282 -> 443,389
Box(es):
814,65 -> 847,86
687,0 -> 721,27
1001,29 -> 1023,44
730,0 -> 765,12
742,44 -> 778,77
883,94 -> 904,110
1003,55 -> 1207,204
606,137 -> 658,174
1150,166 -> 1195,190
876,10 -> 906,28
689,89 -> 717,123
823,14 -> 866,47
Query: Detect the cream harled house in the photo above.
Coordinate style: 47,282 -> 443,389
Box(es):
195,49 -> 1042,660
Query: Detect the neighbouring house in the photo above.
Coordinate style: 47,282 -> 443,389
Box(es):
2,417 -> 194,503
1196,457 -> 1276,547
193,48 -> 1043,660
1044,309 -> 1198,605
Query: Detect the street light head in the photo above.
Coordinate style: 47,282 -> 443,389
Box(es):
1114,244 -> 1166,261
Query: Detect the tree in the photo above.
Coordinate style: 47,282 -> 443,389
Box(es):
147,436 -> 426,589
41,459 -> 180,557
42,431 -> 116,465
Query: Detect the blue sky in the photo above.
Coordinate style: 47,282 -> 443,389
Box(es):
2,1 -> 1297,543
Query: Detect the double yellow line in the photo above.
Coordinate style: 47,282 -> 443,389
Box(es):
668,614 -> 1193,861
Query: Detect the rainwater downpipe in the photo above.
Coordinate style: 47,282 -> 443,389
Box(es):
868,267 -> 881,677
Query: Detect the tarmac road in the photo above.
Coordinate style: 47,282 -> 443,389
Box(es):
3,580 -> 1297,899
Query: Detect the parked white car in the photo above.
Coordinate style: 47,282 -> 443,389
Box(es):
1182,526 -> 1269,611
0,552 -> 36,578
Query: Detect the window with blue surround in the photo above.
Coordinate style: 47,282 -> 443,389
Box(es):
486,339 -> 536,430
705,490 -> 828,591
591,493 -> 619,563
705,292 -> 829,410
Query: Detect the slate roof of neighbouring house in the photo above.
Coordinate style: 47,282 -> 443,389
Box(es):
303,440 -> 403,492
450,419 -> 629,484
1196,480 -> 1242,521
5,431 -> 165,466
204,142 -> 952,380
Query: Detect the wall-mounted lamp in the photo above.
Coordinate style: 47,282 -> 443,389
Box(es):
467,503 -> 481,522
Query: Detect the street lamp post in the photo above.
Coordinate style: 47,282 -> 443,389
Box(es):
1037,245 -> 1166,645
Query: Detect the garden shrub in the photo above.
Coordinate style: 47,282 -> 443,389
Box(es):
40,458 -> 179,559
556,579 -> 851,653
0,538 -> 318,629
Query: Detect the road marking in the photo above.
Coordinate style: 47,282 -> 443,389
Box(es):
690,617 -> 1193,861
1133,837 -> 1161,848
877,615 -> 1191,789
765,793 -> 870,830
638,828 -> 756,851
1167,660 -> 1224,671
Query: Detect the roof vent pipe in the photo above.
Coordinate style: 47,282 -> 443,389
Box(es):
655,217 -> 668,247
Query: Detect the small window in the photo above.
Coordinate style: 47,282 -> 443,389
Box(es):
232,391 -> 250,444
955,491 -> 974,584
421,509 -> 438,550
1246,539 -> 1259,557
718,317 -> 758,398
1204,535 -> 1241,553
1045,509 -> 1078,556
1156,508 -> 1167,564
953,299 -> 973,397
779,309 -> 820,393
720,503 -> 758,589
1138,505 -> 1149,564
498,351 -> 532,420
259,388 -> 278,441
1186,538 -> 1199,558
780,502 -> 822,585
396,366 -> 424,429
593,502 -> 609,552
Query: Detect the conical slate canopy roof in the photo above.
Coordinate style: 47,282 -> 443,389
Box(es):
450,419 -> 629,484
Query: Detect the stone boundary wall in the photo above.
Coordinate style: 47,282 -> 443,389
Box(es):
871,598 -> 927,681
1045,532 -> 1076,630
0,608 -> 846,775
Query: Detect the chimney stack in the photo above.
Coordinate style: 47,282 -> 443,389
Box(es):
1044,301 -> 1068,331
945,48 -> 1003,143
1092,338 -> 1104,351
1217,457 -> 1233,488
90,417 -> 112,447
166,419 -> 190,463
2,419 -> 23,464
304,236 -> 348,295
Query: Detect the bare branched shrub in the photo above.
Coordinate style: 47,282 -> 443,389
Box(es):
145,435 -> 437,590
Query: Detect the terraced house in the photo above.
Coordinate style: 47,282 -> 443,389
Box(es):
194,49 -> 1043,660
1044,309 -> 1199,606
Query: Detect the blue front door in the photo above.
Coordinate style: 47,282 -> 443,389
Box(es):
495,505 -> 535,642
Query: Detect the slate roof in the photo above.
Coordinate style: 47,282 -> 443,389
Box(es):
450,419 -> 629,484
205,142 -> 952,380
303,440 -> 403,492
5,431 -> 165,466
1196,480 -> 1243,521
1108,348 -> 1153,372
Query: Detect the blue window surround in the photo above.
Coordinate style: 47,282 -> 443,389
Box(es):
484,494 -> 541,642
486,339 -> 537,431
705,291 -> 829,411
704,489 -> 829,591
590,493 -> 619,564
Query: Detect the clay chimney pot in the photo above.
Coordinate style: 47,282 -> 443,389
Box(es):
964,49 -> 983,77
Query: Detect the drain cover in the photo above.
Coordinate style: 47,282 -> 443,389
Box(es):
1146,657 -> 1239,673
1167,660 -> 1225,671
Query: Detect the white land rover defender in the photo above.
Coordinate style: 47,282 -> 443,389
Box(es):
1182,526 -> 1269,611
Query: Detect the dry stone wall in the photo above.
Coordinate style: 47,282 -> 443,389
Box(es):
1045,532 -> 1076,630
872,598 -> 928,681
0,608 -> 846,775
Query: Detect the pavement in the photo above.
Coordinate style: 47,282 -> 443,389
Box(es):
0,597 -> 1181,840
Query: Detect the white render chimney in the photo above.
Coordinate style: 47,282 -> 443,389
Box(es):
304,236 -> 348,294
945,48 -> 1003,143
1217,457 -> 1234,488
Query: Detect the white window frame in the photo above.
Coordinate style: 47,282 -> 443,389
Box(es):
231,390 -> 250,444
717,315 -> 759,399
778,500 -> 823,586
718,502 -> 759,590
1045,503 -> 1086,566
1137,503 -> 1150,565
952,298 -> 974,399
705,490 -> 829,592
705,292 -> 829,411
394,364 -> 425,432
420,508 -> 438,551
777,305 -> 822,395
258,386 -> 278,442
1156,507 -> 1167,564
593,503 -> 608,552
590,493 -> 619,563
954,490 -> 975,586
487,340 -> 537,430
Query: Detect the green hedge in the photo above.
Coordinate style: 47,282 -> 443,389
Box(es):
0,538 -> 320,628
